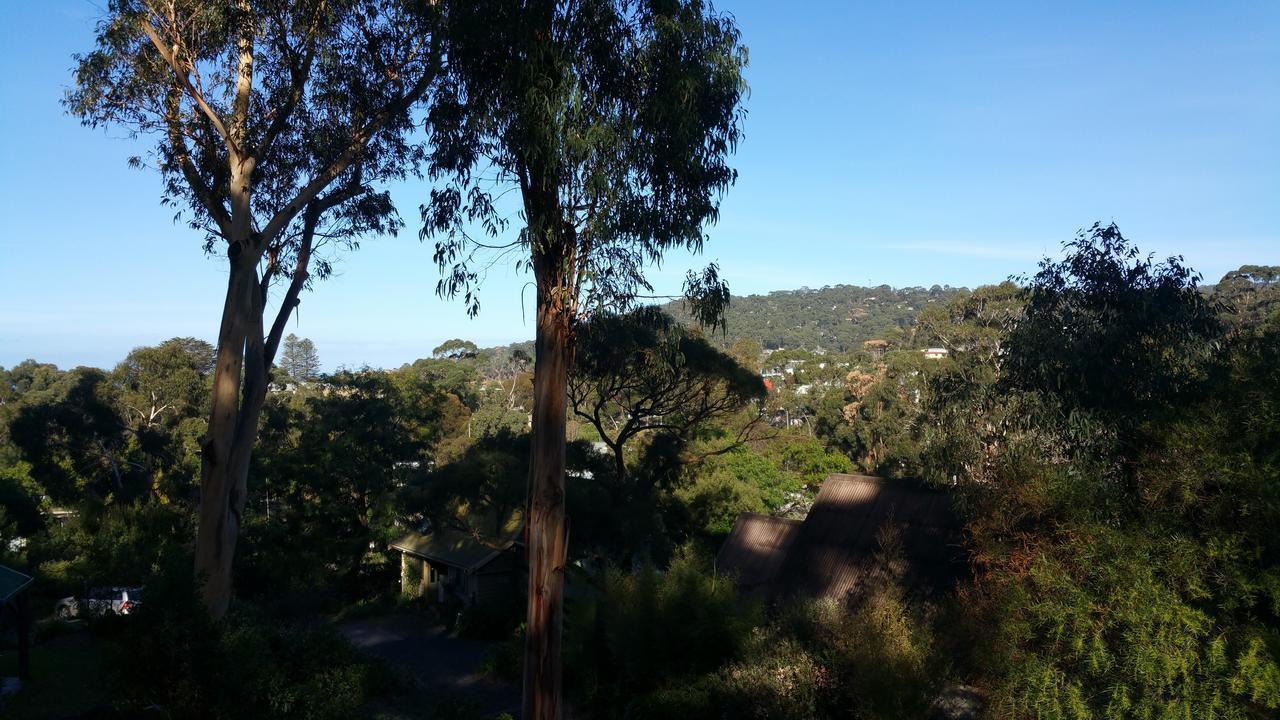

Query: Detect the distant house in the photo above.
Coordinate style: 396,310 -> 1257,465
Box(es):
923,347 -> 949,360
391,525 -> 523,607
717,474 -> 965,601
862,339 -> 889,360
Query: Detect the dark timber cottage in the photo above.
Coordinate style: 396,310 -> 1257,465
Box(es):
391,525 -> 523,606
716,474 -> 966,601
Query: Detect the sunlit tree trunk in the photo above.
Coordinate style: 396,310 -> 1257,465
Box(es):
195,191 -> 271,617
523,256 -> 570,720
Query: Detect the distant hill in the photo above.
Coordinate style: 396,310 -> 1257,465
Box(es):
663,284 -> 969,351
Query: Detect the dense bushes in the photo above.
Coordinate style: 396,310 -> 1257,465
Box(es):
921,234 -> 1280,719
108,553 -> 392,719
563,543 -> 952,720
627,584 -> 946,720
564,547 -> 762,716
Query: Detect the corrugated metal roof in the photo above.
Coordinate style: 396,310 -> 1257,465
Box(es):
0,565 -> 32,603
390,528 -> 519,573
776,474 -> 965,601
715,513 -> 802,592
717,474 -> 966,602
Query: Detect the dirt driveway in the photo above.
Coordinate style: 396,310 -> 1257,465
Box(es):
338,614 -> 520,718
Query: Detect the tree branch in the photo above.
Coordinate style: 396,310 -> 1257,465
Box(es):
165,86 -> 232,236
140,16 -> 234,152
260,49 -> 438,244
263,182 -> 366,367
258,5 -> 321,159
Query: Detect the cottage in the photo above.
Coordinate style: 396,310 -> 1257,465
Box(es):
391,526 -> 523,607
923,347 -> 949,360
717,474 -> 965,601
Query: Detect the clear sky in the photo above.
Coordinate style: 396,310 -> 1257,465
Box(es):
1,1 -> 1276,371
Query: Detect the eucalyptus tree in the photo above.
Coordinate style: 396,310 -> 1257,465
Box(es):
422,1 -> 747,715
570,307 -> 765,488
1003,223 -> 1223,451
68,0 -> 441,617
114,337 -> 215,428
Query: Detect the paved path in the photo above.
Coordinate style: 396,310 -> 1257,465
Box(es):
338,614 -> 520,718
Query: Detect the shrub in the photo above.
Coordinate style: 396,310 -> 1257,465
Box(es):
107,550 -> 389,719
564,545 -> 762,717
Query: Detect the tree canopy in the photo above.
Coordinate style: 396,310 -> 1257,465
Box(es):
570,307 -> 765,484
68,0 -> 443,617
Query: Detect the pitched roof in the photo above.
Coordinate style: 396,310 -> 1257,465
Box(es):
718,474 -> 966,602
0,565 -> 32,604
715,513 -> 801,593
390,527 -> 520,573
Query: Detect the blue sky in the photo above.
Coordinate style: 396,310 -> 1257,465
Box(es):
1,1 -> 1276,371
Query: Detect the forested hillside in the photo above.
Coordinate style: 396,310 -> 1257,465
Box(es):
663,284 -> 968,351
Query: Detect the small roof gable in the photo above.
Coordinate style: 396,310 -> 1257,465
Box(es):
716,513 -> 801,593
391,527 -> 520,573
0,565 -> 33,603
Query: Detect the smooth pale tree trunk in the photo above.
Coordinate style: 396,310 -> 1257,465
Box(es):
194,243 -> 270,617
523,273 -> 570,720
194,164 -> 273,617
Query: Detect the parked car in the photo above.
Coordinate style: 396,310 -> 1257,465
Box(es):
55,586 -> 143,619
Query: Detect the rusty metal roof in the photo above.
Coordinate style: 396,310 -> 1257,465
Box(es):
718,474 -> 966,602
715,513 -> 802,593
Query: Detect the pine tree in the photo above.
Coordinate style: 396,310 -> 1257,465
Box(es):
279,334 -> 321,383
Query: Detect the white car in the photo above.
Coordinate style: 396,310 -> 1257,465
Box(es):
55,586 -> 143,618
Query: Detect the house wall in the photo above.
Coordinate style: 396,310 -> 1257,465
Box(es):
399,554 -> 445,600
397,547 -> 524,606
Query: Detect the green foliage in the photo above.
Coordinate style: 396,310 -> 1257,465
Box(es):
564,546 -> 763,718
36,500 -> 190,595
812,351 -> 930,476
972,496 -> 1280,719
675,443 -> 799,536
433,338 -> 480,360
571,307 -> 766,512
425,0 -> 748,318
1210,264 -> 1280,329
775,437 -> 854,487
109,551 -> 389,719
241,369 -> 443,607
8,367 -> 138,504
112,337 -> 213,425
68,0 -> 437,257
926,227 -> 1280,719
278,334 -> 321,383
664,283 -> 967,352
1004,222 -> 1223,436
401,429 -> 529,541
572,309 -> 766,441
621,546 -> 943,720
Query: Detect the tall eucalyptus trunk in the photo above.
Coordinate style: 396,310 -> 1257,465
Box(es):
523,248 -> 571,720
194,171 -> 272,618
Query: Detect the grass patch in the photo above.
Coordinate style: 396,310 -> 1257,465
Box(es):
0,630 -> 109,719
